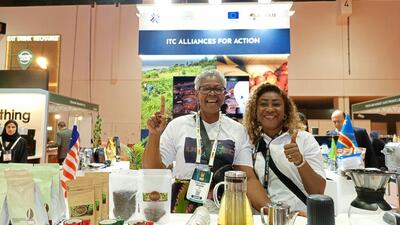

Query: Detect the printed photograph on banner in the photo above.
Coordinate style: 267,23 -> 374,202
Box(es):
140,56 -> 217,129
216,55 -> 288,92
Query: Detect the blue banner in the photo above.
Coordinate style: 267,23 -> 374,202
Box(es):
139,29 -> 290,55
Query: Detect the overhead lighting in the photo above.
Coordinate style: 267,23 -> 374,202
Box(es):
259,0 -> 272,3
209,0 -> 222,4
54,114 -> 61,120
36,56 -> 48,70
154,0 -> 171,4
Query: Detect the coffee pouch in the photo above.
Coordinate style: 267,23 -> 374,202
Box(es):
5,169 -> 48,225
34,163 -> 66,223
85,172 -> 109,220
0,169 -> 9,225
139,169 -> 172,224
67,176 -> 95,225
109,170 -> 138,221
32,164 -> 61,224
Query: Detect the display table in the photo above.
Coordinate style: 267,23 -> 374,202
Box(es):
324,170 -> 357,215
159,213 -> 352,225
46,147 -> 58,163
159,214 -> 307,225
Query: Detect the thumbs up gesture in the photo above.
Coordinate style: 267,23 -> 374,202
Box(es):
147,96 -> 166,136
284,130 -> 304,166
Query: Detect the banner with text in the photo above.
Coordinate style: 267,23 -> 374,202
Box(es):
0,89 -> 48,161
139,29 -> 290,55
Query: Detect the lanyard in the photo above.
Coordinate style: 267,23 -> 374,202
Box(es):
195,111 -> 223,167
258,131 -> 284,191
0,136 -> 22,152
257,136 -> 271,191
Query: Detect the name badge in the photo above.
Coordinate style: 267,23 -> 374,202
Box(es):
3,151 -> 11,162
186,166 -> 213,204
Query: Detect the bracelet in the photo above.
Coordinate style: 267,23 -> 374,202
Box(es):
296,155 -> 306,168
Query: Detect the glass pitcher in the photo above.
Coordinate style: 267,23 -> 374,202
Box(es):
213,171 -> 253,225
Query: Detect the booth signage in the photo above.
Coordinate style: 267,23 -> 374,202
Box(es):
352,95 -> 400,112
49,93 -> 99,112
0,90 -> 48,160
7,35 -> 60,42
17,49 -> 33,70
139,29 -> 290,55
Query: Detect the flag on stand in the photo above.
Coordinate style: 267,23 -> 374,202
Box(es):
61,125 -> 80,197
337,114 -> 358,150
329,137 -> 337,161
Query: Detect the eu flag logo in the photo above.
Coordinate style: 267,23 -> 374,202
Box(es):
228,12 -> 239,19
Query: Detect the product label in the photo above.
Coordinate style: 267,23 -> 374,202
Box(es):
70,204 -> 94,217
142,191 -> 168,202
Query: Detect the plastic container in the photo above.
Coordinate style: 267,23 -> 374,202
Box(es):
139,169 -> 172,224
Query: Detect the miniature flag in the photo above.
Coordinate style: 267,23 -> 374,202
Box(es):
329,137 -> 337,161
337,114 -> 358,149
60,125 -> 80,197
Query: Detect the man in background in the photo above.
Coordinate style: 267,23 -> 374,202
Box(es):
56,121 -> 72,164
327,110 -> 377,168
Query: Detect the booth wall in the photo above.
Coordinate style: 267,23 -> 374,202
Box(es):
289,1 -> 400,96
0,5 -> 141,144
0,1 -> 400,143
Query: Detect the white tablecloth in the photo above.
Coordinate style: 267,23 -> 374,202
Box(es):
160,214 -> 308,225
156,214 -> 371,225
324,170 -> 357,215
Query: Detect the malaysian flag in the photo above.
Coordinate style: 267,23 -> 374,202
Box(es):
61,125 -> 80,197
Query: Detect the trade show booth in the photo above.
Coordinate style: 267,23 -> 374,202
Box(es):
0,88 -> 99,163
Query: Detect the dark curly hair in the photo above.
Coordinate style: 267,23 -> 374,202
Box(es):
243,83 -> 305,144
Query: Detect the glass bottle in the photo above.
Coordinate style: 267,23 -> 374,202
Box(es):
185,206 -> 210,225
213,171 -> 253,225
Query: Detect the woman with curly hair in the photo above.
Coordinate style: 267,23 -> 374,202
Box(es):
243,83 -> 325,212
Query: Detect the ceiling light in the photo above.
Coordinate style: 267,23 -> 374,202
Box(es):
209,0 -> 222,4
154,0 -> 171,4
36,56 -> 48,70
259,0 -> 272,3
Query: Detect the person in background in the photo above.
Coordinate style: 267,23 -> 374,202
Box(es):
0,120 -> 27,163
220,103 -> 228,114
143,70 -> 267,213
243,83 -> 326,212
370,130 -> 386,170
56,121 -> 72,165
298,112 -> 308,132
326,110 -> 377,168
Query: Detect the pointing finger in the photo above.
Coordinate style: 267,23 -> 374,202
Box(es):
291,130 -> 298,143
160,95 -> 165,115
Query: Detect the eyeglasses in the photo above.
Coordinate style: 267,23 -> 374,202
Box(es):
198,86 -> 226,94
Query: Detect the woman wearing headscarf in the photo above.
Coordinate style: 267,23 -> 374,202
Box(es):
243,83 -> 325,212
0,120 -> 28,163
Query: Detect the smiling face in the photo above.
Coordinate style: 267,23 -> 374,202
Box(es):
196,76 -> 225,119
5,122 -> 17,136
256,91 -> 286,137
